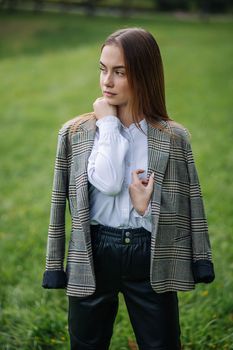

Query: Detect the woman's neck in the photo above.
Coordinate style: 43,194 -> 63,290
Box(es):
117,105 -> 144,128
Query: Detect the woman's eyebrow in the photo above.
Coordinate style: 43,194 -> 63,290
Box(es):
99,61 -> 125,69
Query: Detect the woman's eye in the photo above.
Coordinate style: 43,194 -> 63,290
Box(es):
116,71 -> 124,76
99,67 -> 106,73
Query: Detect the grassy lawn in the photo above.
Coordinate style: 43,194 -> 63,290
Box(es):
0,10 -> 232,350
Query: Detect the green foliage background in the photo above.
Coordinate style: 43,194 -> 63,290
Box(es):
0,11 -> 232,350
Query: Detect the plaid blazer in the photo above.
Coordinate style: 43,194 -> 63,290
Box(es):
42,113 -> 215,297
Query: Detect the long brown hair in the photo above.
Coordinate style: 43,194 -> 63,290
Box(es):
102,27 -> 172,128
70,27 -> 173,135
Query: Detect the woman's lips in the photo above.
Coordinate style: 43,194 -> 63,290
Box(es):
104,91 -> 116,97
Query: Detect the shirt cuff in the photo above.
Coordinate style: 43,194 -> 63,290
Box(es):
192,260 -> 215,284
96,115 -> 121,131
42,270 -> 67,289
133,202 -> 151,218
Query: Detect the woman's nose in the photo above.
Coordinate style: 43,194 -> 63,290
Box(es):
104,73 -> 114,87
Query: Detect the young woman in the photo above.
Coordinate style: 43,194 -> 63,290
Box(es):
42,28 -> 215,350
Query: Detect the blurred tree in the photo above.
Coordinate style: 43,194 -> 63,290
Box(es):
34,0 -> 44,12
121,0 -> 133,16
0,0 -> 231,14
59,0 -> 70,12
155,0 -> 231,13
0,0 -> 18,11
156,0 -> 189,11
197,0 -> 231,13
86,0 -> 95,15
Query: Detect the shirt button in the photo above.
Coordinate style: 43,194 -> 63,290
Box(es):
125,232 -> 131,237
125,237 -> 130,244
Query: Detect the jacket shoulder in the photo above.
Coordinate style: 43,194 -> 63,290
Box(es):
59,112 -> 95,137
167,120 -> 191,144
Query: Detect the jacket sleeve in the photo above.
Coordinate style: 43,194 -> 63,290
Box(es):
186,141 -> 215,284
42,130 -> 68,289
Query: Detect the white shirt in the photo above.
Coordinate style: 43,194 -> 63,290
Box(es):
87,115 -> 152,231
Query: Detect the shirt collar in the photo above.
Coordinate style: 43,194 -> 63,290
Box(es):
138,118 -> 147,134
121,118 -> 147,135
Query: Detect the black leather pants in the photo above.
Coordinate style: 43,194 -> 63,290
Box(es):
68,225 -> 181,350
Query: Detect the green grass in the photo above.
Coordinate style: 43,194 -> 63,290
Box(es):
0,10 -> 233,350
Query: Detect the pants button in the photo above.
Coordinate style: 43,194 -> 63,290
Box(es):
125,237 -> 130,244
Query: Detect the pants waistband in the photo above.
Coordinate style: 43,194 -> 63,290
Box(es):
90,224 -> 151,238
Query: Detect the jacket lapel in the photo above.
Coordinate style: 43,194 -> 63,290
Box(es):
147,121 -> 171,243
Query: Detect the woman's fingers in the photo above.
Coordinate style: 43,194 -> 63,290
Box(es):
131,169 -> 145,183
141,179 -> 148,184
148,172 -> 155,186
131,169 -> 155,187
129,171 -> 155,215
93,97 -> 117,119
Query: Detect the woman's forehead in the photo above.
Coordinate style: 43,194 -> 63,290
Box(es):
100,45 -> 125,68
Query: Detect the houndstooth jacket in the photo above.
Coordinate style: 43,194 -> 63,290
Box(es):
42,113 -> 215,297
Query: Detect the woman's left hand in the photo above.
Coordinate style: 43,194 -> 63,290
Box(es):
129,169 -> 154,216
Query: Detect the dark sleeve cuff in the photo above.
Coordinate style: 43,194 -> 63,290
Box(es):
42,270 -> 67,289
192,260 -> 215,284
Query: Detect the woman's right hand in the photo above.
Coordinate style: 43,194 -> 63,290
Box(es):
129,169 -> 154,216
93,97 -> 117,120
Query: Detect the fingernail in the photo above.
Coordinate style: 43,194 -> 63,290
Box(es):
151,172 -> 155,178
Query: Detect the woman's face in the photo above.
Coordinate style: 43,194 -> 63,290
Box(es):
99,44 -> 132,108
